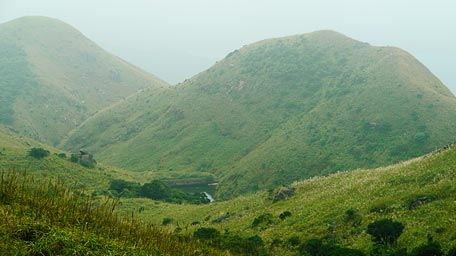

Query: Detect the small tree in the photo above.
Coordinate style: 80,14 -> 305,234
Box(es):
367,219 -> 404,246
140,180 -> 170,200
28,148 -> 50,159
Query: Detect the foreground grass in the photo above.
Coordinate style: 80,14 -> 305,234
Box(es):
0,170 -> 228,255
116,146 -> 456,255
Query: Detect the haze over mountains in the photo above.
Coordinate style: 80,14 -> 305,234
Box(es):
0,16 -> 167,145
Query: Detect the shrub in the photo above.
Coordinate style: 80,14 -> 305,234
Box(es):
56,153 -> 66,158
270,238 -> 282,248
191,221 -> 201,226
299,238 -> 365,256
410,241 -> 443,256
345,208 -> 362,226
219,234 -> 265,255
299,238 -> 324,256
330,247 -> 365,256
70,154 -> 79,162
252,213 -> 273,227
367,219 -> 404,246
140,180 -> 171,200
28,148 -> 50,159
162,217 -> 172,225
193,227 -> 220,240
279,210 -> 292,220
245,235 -> 264,253
287,236 -> 300,246
109,179 -> 140,197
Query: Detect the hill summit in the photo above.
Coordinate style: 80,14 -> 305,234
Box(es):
0,16 -> 168,145
63,30 -> 456,198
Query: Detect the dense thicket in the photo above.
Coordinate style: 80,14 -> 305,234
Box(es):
109,179 -> 210,204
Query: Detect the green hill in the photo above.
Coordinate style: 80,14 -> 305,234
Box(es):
0,16 -> 168,145
0,124 -> 104,192
63,30 -> 456,198
115,145 -> 456,255
0,124 -> 151,193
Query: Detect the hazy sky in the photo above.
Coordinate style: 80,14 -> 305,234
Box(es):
1,0 -> 455,92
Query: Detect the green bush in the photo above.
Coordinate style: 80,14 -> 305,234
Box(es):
56,153 -> 66,158
300,238 -> 324,256
28,148 -> 50,159
345,208 -> 362,226
252,213 -> 273,227
108,179 -> 209,204
109,179 -> 140,197
367,219 -> 404,246
162,217 -> 172,226
287,236 -> 300,246
410,241 -> 443,256
279,210 -> 292,220
140,180 -> 171,200
191,221 -> 200,226
218,234 -> 265,255
193,227 -> 220,240
299,238 -> 365,256
70,154 -> 78,162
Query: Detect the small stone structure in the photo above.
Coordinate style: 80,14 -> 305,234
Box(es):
72,149 -> 96,168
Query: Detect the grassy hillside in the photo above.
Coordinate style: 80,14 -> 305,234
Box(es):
0,124 -> 108,192
0,169 -> 227,255
115,145 -> 456,255
0,124 -> 163,194
0,16 -> 168,145
63,30 -> 456,198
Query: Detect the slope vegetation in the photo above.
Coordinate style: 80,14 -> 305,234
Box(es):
0,16 -> 168,145
63,30 -> 456,198
116,145 -> 456,255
